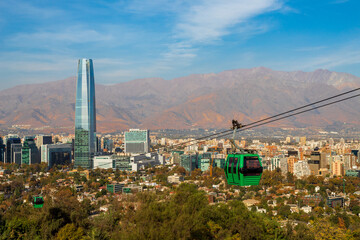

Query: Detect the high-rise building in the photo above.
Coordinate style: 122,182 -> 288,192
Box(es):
35,135 -> 53,150
308,150 -> 321,175
11,143 -> 22,164
5,137 -> 21,163
180,154 -> 199,173
287,156 -> 299,173
41,144 -> 72,168
124,129 -> 150,153
74,59 -> 96,169
22,136 -> 40,165
332,160 -> 344,176
21,141 -> 30,165
293,160 -> 311,178
0,137 -> 5,163
102,138 -> 114,153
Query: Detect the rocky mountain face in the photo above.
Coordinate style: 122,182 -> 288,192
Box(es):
1,67 -> 360,133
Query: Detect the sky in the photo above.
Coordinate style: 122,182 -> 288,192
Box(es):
0,0 -> 359,89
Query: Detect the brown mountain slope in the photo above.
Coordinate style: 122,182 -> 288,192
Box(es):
0,67 -> 360,132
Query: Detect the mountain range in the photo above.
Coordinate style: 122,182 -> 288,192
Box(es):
1,67 -> 360,133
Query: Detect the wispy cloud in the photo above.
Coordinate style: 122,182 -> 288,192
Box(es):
330,0 -> 349,4
0,0 -> 63,19
270,41 -> 360,73
136,0 -> 285,73
0,52 -> 136,87
7,26 -> 113,48
303,49 -> 360,70
123,0 -> 191,15
175,0 -> 283,43
294,46 -> 328,52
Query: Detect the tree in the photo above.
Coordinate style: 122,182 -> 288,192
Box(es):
278,205 -> 291,218
351,205 -> 360,216
260,170 -> 273,193
190,169 -> 202,180
56,223 -> 84,240
311,219 -> 348,239
293,223 -> 315,240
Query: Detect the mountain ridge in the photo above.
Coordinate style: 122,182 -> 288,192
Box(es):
1,67 -> 360,133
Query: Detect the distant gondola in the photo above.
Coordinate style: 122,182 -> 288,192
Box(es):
33,196 -> 44,208
224,120 -> 263,186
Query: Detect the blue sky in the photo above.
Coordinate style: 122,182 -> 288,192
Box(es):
0,0 -> 359,89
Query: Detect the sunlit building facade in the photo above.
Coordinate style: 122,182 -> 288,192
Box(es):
74,59 -> 96,169
124,129 -> 150,153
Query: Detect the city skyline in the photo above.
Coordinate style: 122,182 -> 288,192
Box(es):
0,1 -> 359,238
0,0 -> 359,89
74,58 -> 96,169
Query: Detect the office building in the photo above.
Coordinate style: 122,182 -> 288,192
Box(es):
0,138 -> 5,163
11,143 -> 22,164
171,151 -> 184,164
74,58 -> 96,169
35,135 -> 53,150
124,129 -> 150,153
130,153 -> 164,171
93,155 -> 113,169
308,150 -> 321,175
200,159 -> 210,172
122,184 -> 143,194
213,158 -> 226,169
5,137 -> 21,163
180,154 -> 199,173
93,155 -> 133,171
41,144 -> 72,168
21,142 -> 30,165
270,156 -> 283,171
113,156 -> 132,171
346,169 -> 360,177
107,183 -> 125,193
22,136 -> 40,165
102,138 -> 114,153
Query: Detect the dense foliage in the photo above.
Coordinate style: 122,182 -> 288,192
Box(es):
1,163 -> 360,239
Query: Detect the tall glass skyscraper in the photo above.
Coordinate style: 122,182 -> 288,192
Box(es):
74,59 -> 96,169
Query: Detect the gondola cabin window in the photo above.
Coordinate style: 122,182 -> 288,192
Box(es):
228,157 -> 233,173
243,156 -> 262,176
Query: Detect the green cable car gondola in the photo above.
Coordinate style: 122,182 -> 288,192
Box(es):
224,120 -> 263,186
33,196 -> 44,208
225,153 -> 263,186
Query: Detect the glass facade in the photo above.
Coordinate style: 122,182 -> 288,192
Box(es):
124,129 -> 150,153
74,59 -> 96,169
0,138 -> 5,163
21,136 -> 40,165
21,141 -> 30,165
5,138 -> 21,163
